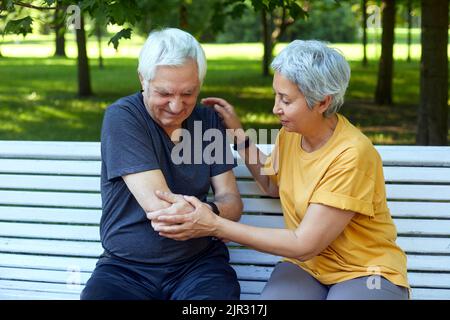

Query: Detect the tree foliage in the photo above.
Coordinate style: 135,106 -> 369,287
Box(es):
1,0 -> 150,48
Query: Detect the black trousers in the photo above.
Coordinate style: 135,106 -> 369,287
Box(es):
81,241 -> 240,300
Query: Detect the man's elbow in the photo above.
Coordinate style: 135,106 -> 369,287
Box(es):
229,197 -> 243,222
142,198 -> 171,216
227,196 -> 244,222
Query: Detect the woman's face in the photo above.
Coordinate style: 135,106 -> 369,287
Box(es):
272,71 -> 320,134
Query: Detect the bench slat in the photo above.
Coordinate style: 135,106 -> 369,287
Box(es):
0,280 -> 450,300
2,142 -> 450,167
0,206 -> 101,224
235,165 -> 450,183
3,282 -> 448,300
387,201 -> 450,219
0,174 -> 100,192
383,167 -> 450,183
0,266 -> 92,285
0,190 -> 101,208
0,141 -> 100,160
0,237 -> 102,257
230,182 -> 450,200
0,279 -> 263,297
3,159 -> 450,185
1,201 -> 449,226
1,216 -> 450,243
410,288 -> 450,300
0,288 -> 79,300
375,146 -> 450,167
244,199 -> 450,219
1,249 -> 450,274
397,237 -> 450,254
0,222 -> 100,241
0,250 -> 281,273
2,183 -> 450,204
0,159 -> 100,176
0,279 -> 82,295
0,253 -> 98,272
408,273 -> 450,289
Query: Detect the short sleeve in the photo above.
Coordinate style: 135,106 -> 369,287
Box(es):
208,110 -> 237,177
101,105 -> 160,181
310,148 -> 376,216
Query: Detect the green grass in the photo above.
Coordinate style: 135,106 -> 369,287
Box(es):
0,33 -> 449,144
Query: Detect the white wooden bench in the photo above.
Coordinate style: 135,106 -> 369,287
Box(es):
0,141 -> 450,300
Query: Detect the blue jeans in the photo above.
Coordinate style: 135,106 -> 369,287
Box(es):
81,241 -> 240,300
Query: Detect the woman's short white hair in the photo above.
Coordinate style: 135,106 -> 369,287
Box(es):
138,28 -> 207,88
271,40 -> 351,117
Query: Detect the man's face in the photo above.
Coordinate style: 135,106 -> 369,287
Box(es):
141,59 -> 200,137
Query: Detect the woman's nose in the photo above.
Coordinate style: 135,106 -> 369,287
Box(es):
273,103 -> 283,115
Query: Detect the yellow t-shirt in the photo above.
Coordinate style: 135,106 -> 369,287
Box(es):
264,114 -> 409,288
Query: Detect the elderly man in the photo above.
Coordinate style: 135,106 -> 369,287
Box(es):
81,28 -> 242,300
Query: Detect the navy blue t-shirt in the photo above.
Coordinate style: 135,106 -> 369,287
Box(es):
100,92 -> 236,264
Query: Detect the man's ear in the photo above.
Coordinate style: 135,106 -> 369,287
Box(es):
138,73 -> 144,90
316,96 -> 332,115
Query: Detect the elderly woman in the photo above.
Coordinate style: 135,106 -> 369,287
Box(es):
149,40 -> 410,300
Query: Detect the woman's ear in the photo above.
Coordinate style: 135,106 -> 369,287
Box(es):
317,96 -> 332,115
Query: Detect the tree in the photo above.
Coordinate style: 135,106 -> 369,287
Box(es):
405,0 -> 412,62
95,20 -> 104,69
1,0 -> 150,97
53,0 -> 66,57
213,0 -> 307,77
258,1 -> 307,76
76,13 -> 91,97
416,0 -> 448,145
374,0 -> 396,105
362,0 -> 368,66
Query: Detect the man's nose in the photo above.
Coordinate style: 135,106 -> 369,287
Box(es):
169,97 -> 184,114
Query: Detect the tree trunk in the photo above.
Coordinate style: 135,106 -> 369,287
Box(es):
179,2 -> 188,29
374,0 -> 396,105
406,0 -> 412,62
261,9 -> 272,77
76,14 -> 92,97
54,2 -> 66,57
416,0 -> 448,145
362,0 -> 368,66
96,23 -> 104,69
55,30 -> 66,57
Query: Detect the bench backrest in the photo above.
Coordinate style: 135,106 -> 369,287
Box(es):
0,141 -> 450,300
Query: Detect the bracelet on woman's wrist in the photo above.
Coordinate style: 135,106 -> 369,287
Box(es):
233,136 -> 250,151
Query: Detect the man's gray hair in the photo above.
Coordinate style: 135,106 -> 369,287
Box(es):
138,28 -> 207,88
271,40 -> 351,117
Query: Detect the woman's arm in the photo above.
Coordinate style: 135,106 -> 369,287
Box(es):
151,194 -> 354,261
201,97 -> 279,197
